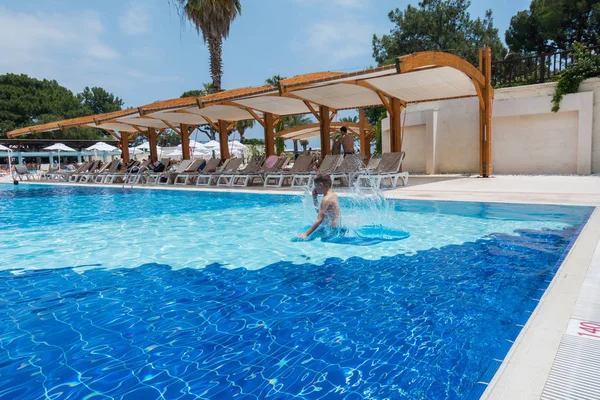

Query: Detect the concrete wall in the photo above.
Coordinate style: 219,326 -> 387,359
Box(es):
382,77 -> 600,175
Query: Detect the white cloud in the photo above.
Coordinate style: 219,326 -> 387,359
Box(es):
119,2 -> 151,36
300,18 -> 377,64
0,7 -> 118,69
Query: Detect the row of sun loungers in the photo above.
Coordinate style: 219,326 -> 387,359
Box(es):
25,152 -> 409,189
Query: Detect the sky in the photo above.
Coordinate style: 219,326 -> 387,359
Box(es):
0,0 -> 531,142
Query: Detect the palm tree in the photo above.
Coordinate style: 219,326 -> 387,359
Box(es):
339,116 -> 358,124
234,119 -> 254,143
174,0 -> 241,92
265,75 -> 286,86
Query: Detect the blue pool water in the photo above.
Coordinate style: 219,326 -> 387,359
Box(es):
0,184 -> 593,399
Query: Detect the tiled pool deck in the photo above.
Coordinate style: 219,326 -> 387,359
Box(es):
6,174 -> 600,399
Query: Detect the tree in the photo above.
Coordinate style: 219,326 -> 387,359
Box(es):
506,0 -> 600,53
265,75 -> 286,86
181,82 -> 215,98
160,129 -> 182,147
78,86 -> 124,115
372,0 -> 506,66
0,73 -> 120,140
234,120 -> 254,143
173,0 -> 241,92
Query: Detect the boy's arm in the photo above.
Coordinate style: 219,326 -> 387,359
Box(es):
299,200 -> 329,239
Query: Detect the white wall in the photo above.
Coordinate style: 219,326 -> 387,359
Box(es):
382,78 -> 599,175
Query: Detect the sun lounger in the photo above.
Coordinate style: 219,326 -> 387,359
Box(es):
91,160 -> 121,184
78,161 -> 110,183
69,161 -> 101,183
231,156 -> 289,187
291,154 -> 343,188
124,160 -> 152,185
330,155 -> 365,187
355,152 -> 408,188
104,161 -> 140,184
14,165 -> 35,181
144,158 -> 171,185
173,159 -> 207,186
45,162 -> 91,182
217,157 -> 264,187
157,159 -> 192,185
263,155 -> 315,188
197,158 -> 243,186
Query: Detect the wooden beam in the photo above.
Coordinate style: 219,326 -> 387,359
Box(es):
303,101 -> 320,119
105,129 -> 120,140
120,132 -> 130,163
244,108 -> 265,128
397,51 -> 485,87
483,47 -> 493,177
180,124 -> 190,160
359,109 -> 371,159
319,105 -> 331,157
329,110 -> 338,124
264,112 -> 275,157
390,98 -> 403,153
203,116 -> 220,132
218,120 -> 230,159
147,128 -> 158,162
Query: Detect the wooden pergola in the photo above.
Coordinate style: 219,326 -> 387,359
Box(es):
7,49 -> 494,176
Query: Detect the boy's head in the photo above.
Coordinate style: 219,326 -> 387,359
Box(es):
340,126 -> 348,134
314,173 -> 332,194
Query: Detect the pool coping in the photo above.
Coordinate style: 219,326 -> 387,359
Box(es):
10,180 -> 599,207
9,180 -> 600,397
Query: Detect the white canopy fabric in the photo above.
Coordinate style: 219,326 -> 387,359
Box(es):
86,142 -> 117,151
44,143 -> 76,152
0,144 -> 10,151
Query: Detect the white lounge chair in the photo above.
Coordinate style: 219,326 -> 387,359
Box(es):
197,158 -> 243,186
263,155 -> 315,188
173,159 -> 207,186
291,154 -> 343,188
355,152 -> 408,188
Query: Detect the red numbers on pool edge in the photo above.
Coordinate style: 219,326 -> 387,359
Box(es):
578,321 -> 600,338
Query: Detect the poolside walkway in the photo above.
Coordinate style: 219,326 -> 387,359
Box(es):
4,174 -> 600,398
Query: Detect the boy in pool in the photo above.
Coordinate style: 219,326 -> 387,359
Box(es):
298,174 -> 341,240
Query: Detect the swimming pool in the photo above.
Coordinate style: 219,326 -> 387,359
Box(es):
0,184 -> 593,399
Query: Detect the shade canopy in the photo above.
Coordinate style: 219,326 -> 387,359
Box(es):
44,143 -> 76,152
86,142 -> 118,151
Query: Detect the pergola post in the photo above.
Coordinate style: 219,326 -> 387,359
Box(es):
479,47 -> 493,177
120,132 -> 130,163
218,120 -> 230,159
319,105 -> 331,157
264,112 -> 275,157
389,98 -> 403,153
180,124 -> 190,160
147,128 -> 158,162
359,109 -> 371,159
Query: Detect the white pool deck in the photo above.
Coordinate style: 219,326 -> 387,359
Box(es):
5,174 -> 600,399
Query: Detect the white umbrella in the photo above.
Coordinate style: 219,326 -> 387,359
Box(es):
135,142 -> 162,151
86,142 -> 117,151
204,140 -> 221,150
0,144 -> 12,178
44,143 -> 76,169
